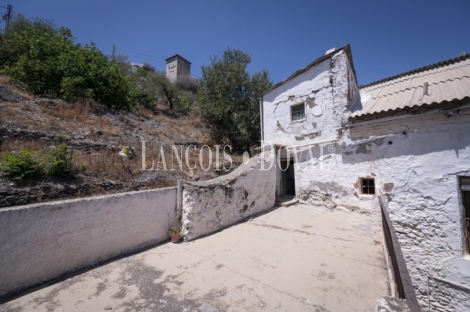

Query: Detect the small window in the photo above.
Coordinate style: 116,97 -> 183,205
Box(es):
291,104 -> 305,121
361,178 -> 375,195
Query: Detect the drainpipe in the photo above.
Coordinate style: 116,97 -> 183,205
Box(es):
259,97 -> 264,143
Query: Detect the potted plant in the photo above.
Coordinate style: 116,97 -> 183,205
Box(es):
169,226 -> 181,243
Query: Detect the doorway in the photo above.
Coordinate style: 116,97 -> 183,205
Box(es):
281,159 -> 296,196
460,177 -> 470,254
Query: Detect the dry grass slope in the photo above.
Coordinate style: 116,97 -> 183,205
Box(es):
0,75 -> 239,208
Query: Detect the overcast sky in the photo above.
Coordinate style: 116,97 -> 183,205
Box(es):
2,0 -> 470,86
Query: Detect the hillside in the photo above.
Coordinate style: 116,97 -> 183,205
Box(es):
0,76 -> 240,208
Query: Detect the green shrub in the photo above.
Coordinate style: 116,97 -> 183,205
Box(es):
0,136 -> 81,181
44,135 -> 73,176
0,148 -> 43,180
128,87 -> 156,110
78,163 -> 87,172
1,22 -> 147,110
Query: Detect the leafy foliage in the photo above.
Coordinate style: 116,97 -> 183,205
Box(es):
176,75 -> 198,94
0,148 -> 43,181
0,15 -> 150,110
7,14 -> 56,33
44,135 -> 73,176
129,66 -> 192,114
197,48 -> 272,152
110,53 -> 133,76
0,14 -> 56,68
0,135 -> 86,181
0,14 -> 200,115
168,226 -> 182,235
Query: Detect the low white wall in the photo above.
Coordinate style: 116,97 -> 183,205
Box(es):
182,153 -> 276,241
0,187 -> 177,300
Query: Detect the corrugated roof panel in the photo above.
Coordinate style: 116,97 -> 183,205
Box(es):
353,55 -> 470,119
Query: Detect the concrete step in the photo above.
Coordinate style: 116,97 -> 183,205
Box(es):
275,196 -> 299,207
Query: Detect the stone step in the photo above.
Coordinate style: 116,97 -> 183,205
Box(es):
275,196 -> 299,207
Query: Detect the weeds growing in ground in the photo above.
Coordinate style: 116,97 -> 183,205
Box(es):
0,148 -> 43,180
0,134 -> 85,181
44,135 -> 74,176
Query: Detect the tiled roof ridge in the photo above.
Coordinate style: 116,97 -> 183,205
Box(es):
362,61 -> 470,92
359,53 -> 470,89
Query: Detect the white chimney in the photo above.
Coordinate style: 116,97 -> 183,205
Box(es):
325,48 -> 336,55
423,82 -> 429,96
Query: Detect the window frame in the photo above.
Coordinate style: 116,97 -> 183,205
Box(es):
360,178 -> 375,195
290,103 -> 306,122
459,177 -> 470,255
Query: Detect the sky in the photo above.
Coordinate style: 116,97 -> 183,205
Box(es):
2,0 -> 470,86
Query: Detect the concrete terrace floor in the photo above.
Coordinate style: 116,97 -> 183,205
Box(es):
1,203 -> 389,312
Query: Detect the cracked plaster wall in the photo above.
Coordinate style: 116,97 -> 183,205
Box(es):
0,187 -> 178,300
262,50 -> 356,146
182,152 -> 276,241
263,47 -> 468,310
294,110 -> 470,311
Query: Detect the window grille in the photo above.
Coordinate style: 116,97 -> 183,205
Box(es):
291,104 -> 305,121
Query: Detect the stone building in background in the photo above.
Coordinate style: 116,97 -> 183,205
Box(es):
165,54 -> 191,84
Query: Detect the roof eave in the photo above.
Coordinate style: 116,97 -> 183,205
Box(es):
359,53 -> 470,89
348,97 -> 470,123
165,54 -> 191,64
263,44 -> 357,97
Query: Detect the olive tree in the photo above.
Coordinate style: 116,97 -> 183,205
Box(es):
197,48 -> 272,153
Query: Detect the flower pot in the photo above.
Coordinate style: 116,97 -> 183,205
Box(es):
170,233 -> 180,243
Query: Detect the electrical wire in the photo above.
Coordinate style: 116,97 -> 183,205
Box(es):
2,6 -> 168,67
116,47 -> 166,59
10,5 -> 32,19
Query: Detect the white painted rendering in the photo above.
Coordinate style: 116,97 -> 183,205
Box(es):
262,50 -> 358,147
0,187 -> 177,300
182,152 -> 276,241
292,106 -> 470,312
262,46 -> 470,310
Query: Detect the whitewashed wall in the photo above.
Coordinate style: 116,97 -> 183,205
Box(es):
0,187 -> 177,300
262,50 -> 358,146
182,153 -> 276,241
263,45 -> 470,310
294,110 -> 470,311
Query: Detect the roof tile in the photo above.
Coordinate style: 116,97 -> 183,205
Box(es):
353,55 -> 470,118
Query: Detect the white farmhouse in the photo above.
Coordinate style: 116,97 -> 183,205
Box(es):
261,45 -> 470,311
